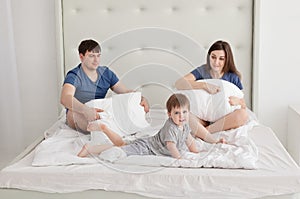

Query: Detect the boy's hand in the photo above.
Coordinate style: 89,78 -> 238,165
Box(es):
217,138 -> 227,144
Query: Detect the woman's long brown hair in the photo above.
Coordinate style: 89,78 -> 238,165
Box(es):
206,40 -> 241,79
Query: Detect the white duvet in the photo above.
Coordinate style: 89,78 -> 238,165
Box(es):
32,92 -> 259,169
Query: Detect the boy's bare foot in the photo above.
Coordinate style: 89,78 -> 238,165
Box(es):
87,121 -> 107,132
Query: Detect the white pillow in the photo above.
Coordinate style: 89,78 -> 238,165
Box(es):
178,79 -> 244,122
111,92 -> 150,133
85,92 -> 149,137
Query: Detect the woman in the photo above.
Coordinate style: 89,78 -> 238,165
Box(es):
175,40 -> 248,139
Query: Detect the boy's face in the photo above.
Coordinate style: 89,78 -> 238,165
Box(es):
168,106 -> 189,127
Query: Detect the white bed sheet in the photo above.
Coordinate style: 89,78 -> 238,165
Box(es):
30,94 -> 259,169
30,119 -> 258,169
1,110 -> 300,199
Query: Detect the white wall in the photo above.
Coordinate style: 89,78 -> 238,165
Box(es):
253,0 -> 300,145
10,0 -> 59,149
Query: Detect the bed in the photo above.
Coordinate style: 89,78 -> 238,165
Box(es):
1,0 -> 300,199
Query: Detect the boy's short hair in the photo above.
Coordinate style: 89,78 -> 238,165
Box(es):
78,39 -> 101,55
166,94 -> 190,113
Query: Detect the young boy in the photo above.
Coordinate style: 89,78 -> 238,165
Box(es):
78,94 -> 223,159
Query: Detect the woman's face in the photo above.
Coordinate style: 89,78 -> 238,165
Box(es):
209,50 -> 226,73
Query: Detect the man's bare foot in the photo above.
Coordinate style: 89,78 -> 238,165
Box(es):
87,121 -> 107,132
77,144 -> 90,157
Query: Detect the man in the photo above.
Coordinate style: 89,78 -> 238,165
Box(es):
60,39 -> 149,133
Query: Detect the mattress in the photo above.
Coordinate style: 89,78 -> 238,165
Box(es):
0,109 -> 300,199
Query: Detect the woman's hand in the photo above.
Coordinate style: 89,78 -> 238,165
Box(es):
204,83 -> 220,94
229,96 -> 246,109
228,96 -> 240,106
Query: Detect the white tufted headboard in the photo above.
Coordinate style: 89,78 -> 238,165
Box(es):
57,0 -> 253,109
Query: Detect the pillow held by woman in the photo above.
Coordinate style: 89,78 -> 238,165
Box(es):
178,79 -> 244,122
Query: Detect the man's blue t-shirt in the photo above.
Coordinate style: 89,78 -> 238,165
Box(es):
63,64 -> 119,104
190,65 -> 243,90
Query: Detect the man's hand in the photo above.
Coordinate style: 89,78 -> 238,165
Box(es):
83,107 -> 104,121
140,96 -> 150,113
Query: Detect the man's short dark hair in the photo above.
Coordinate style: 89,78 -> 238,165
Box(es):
78,39 -> 101,55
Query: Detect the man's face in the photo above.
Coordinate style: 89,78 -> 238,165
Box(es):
80,50 -> 101,70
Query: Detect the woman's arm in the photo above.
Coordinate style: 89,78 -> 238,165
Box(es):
175,73 -> 204,90
166,141 -> 181,159
175,73 -> 220,94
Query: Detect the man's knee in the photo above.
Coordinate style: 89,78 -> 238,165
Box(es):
66,111 -> 89,133
66,111 -> 76,129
